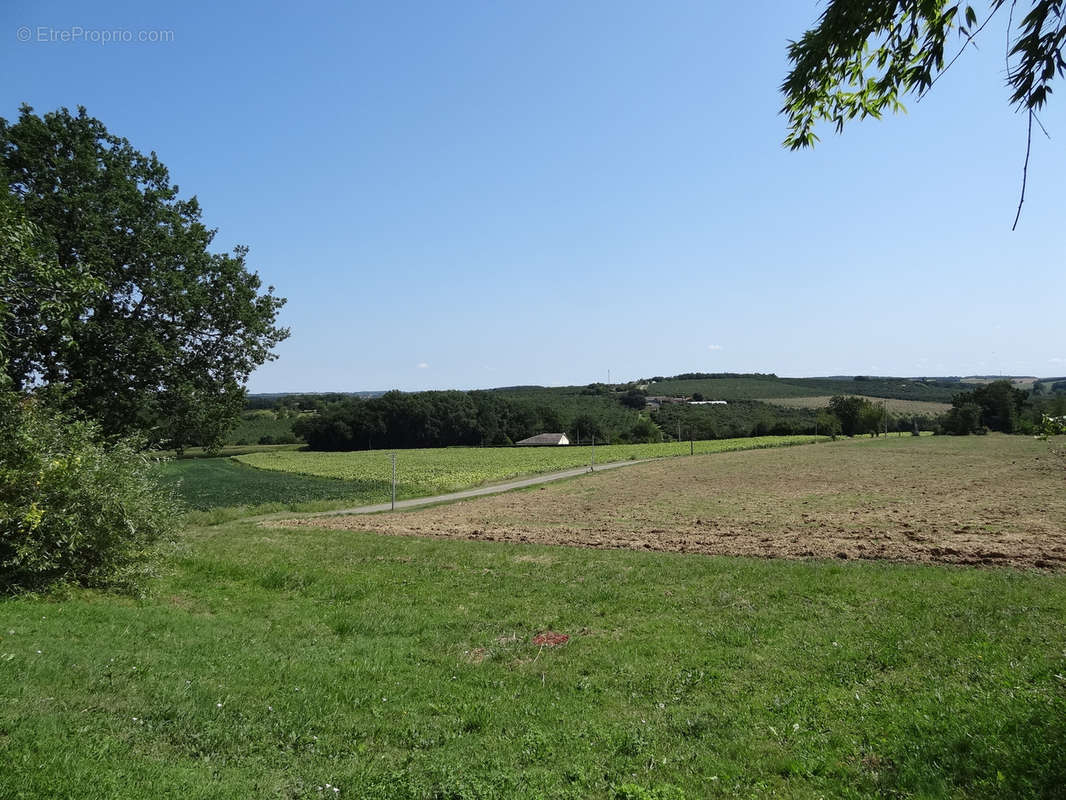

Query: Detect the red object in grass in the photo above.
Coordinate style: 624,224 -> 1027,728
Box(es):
532,631 -> 569,647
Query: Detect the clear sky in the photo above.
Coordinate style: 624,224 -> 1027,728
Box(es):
4,0 -> 1064,391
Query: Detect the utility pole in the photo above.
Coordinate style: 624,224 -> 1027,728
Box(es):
590,435 -> 595,472
677,420 -> 681,444
390,452 -> 396,511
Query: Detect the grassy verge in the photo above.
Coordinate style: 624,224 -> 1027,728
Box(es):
1,521 -> 1063,798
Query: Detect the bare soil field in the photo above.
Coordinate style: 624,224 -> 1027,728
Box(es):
759,395 -> 952,414
284,435 -> 1066,570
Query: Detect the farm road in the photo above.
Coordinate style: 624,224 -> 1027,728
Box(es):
251,457 -> 651,523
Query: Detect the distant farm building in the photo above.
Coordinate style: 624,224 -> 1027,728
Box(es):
516,433 -> 570,446
645,396 -> 686,409
689,400 -> 728,405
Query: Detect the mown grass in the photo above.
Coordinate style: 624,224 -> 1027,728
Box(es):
1,519 -> 1063,799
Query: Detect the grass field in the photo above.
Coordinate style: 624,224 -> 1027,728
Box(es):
758,395 -> 952,415
6,436 -> 1065,798
234,436 -> 826,502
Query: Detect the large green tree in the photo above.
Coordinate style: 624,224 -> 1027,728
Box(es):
0,193 -> 99,374
783,1 -> 1065,226
950,379 -> 1029,432
828,395 -> 874,437
0,106 -> 288,449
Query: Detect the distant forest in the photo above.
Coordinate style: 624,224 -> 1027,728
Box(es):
233,373 -> 1066,451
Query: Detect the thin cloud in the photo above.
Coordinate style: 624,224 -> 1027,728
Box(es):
707,344 -> 723,351
1049,357 -> 1066,364
416,362 -> 429,369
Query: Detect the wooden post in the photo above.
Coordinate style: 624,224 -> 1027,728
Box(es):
390,452 -> 396,510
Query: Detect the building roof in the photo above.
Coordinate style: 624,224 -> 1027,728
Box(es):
516,432 -> 570,446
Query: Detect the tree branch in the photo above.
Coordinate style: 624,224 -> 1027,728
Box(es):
917,4 -> 1004,102
1012,108 -> 1033,230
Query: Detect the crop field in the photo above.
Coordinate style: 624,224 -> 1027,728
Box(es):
295,434 -> 1066,571
648,376 -> 959,402
157,458 -> 371,512
4,436 -> 1065,798
236,435 -> 826,501
759,395 -> 952,415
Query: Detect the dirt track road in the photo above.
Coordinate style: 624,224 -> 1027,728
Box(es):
251,458 -> 649,522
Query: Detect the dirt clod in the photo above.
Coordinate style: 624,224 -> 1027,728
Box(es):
531,632 -> 569,647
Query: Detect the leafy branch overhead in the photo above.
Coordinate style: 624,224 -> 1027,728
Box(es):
782,1 -> 1065,150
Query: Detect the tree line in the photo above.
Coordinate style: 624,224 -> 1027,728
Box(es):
941,380 -> 1065,435
292,390 -> 673,451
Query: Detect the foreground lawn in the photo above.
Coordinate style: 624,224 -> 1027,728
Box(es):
2,520 -> 1064,798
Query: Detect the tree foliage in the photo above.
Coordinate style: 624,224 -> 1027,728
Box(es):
942,400 -> 985,433
945,379 -> 1030,432
626,416 -> 663,444
293,391 -> 565,451
783,1 -> 1065,224
0,384 -> 179,594
0,194 -> 100,373
0,105 -> 289,449
828,395 -> 871,436
783,1 -> 1065,149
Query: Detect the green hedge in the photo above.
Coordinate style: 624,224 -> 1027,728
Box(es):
0,390 -> 179,594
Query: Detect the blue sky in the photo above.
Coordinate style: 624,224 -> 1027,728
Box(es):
4,0 -> 1064,391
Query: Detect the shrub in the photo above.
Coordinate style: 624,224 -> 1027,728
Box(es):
0,389 -> 180,594
629,416 -> 663,443
619,389 -> 647,410
942,402 -> 982,435
1039,414 -> 1066,436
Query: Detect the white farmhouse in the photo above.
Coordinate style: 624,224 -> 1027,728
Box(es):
516,433 -> 570,446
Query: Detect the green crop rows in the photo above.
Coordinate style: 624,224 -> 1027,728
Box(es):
236,435 -> 826,501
